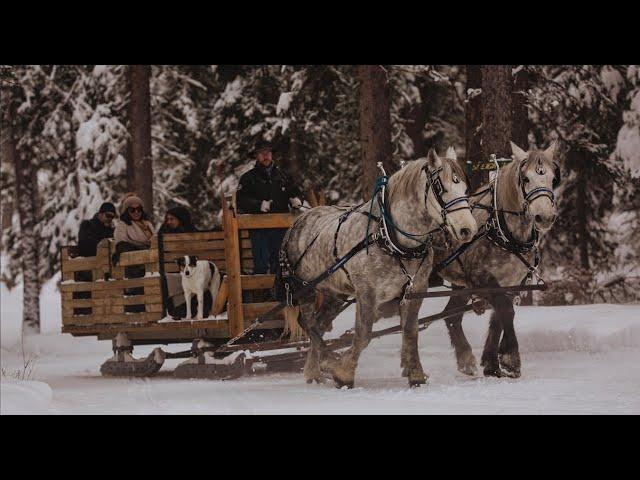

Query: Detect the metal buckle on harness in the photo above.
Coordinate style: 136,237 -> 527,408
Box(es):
284,282 -> 293,307
400,275 -> 415,306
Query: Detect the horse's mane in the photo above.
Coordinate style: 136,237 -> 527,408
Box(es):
388,156 -> 465,203
496,159 -> 522,209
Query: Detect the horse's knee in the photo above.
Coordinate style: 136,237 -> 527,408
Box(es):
492,295 -> 514,318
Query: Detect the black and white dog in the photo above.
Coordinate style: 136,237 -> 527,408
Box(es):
176,255 -> 222,320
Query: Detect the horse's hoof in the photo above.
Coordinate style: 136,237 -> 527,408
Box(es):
499,353 -> 521,378
502,368 -> 521,379
458,363 -> 478,376
408,378 -> 427,388
483,364 -> 502,378
407,370 -> 428,387
401,367 -> 409,377
334,377 -> 354,389
457,350 -> 478,376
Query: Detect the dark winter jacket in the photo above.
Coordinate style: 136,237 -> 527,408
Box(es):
237,162 -> 302,214
158,207 -> 198,235
77,214 -> 115,257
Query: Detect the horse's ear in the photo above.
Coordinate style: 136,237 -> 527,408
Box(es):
510,141 -> 528,162
544,140 -> 558,161
445,147 -> 457,161
426,148 -> 442,170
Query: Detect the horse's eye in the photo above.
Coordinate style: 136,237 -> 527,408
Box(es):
523,177 -> 530,184
452,174 -> 460,184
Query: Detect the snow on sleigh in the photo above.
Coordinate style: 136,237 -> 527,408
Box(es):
60,194 -> 303,379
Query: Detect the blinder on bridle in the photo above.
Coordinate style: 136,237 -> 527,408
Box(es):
423,164 -> 471,222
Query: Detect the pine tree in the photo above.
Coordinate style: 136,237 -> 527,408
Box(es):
528,65 -> 629,274
1,76 -> 40,330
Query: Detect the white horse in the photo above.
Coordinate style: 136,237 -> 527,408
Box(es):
279,149 -> 478,388
436,141 -> 561,378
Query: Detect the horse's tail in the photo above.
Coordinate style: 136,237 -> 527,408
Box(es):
283,305 -> 305,342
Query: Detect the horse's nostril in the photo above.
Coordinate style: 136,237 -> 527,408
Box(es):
535,215 -> 543,223
461,228 -> 471,238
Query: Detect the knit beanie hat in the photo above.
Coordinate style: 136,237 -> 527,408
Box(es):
120,193 -> 145,214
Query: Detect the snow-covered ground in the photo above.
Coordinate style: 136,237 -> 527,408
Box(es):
1,279 -> 639,415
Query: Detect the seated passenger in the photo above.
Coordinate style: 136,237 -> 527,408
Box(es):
112,193 -> 154,267
77,202 -> 116,257
158,206 -> 197,235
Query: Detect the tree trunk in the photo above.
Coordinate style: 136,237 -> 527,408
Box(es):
0,164 -> 13,250
405,79 -> 431,158
465,65 -> 483,190
575,150 -> 590,270
511,66 -> 535,305
1,86 -> 40,331
358,65 -> 394,199
512,65 -> 530,149
128,65 -> 153,213
481,65 -> 513,160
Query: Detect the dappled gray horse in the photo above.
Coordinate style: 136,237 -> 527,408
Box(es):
436,141 -> 561,378
280,150 -> 478,388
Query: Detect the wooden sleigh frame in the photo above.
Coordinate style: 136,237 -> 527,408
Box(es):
60,194 -> 294,346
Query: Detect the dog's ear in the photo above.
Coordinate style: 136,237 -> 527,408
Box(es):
176,257 -> 185,268
189,255 -> 198,266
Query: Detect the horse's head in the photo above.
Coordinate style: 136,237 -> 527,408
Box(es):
424,149 -> 478,243
510,141 -> 561,232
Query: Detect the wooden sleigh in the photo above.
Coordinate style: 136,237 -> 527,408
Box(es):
60,194 -> 296,377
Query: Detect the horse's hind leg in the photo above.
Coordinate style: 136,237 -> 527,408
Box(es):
325,297 -> 374,389
400,299 -> 428,387
298,301 -> 326,384
443,293 -> 478,376
497,294 -> 520,378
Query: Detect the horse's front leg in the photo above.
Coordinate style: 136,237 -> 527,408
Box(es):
443,292 -> 478,376
481,295 -> 505,377
496,294 -> 520,378
324,297 -> 374,389
400,299 -> 428,387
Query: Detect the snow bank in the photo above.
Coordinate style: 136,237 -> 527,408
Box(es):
510,305 -> 640,354
1,275 -> 62,350
1,380 -> 52,415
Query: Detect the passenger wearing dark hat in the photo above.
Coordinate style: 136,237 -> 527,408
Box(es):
237,138 -> 303,274
158,206 -> 198,235
77,202 -> 116,257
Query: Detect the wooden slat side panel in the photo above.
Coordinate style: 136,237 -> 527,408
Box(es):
242,302 -> 283,320
237,213 -> 294,230
162,231 -> 225,242
117,249 -> 159,266
241,274 -> 275,290
163,240 -> 226,252
163,250 -> 226,262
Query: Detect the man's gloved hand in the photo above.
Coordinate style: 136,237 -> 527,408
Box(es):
289,197 -> 303,209
260,200 -> 273,213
